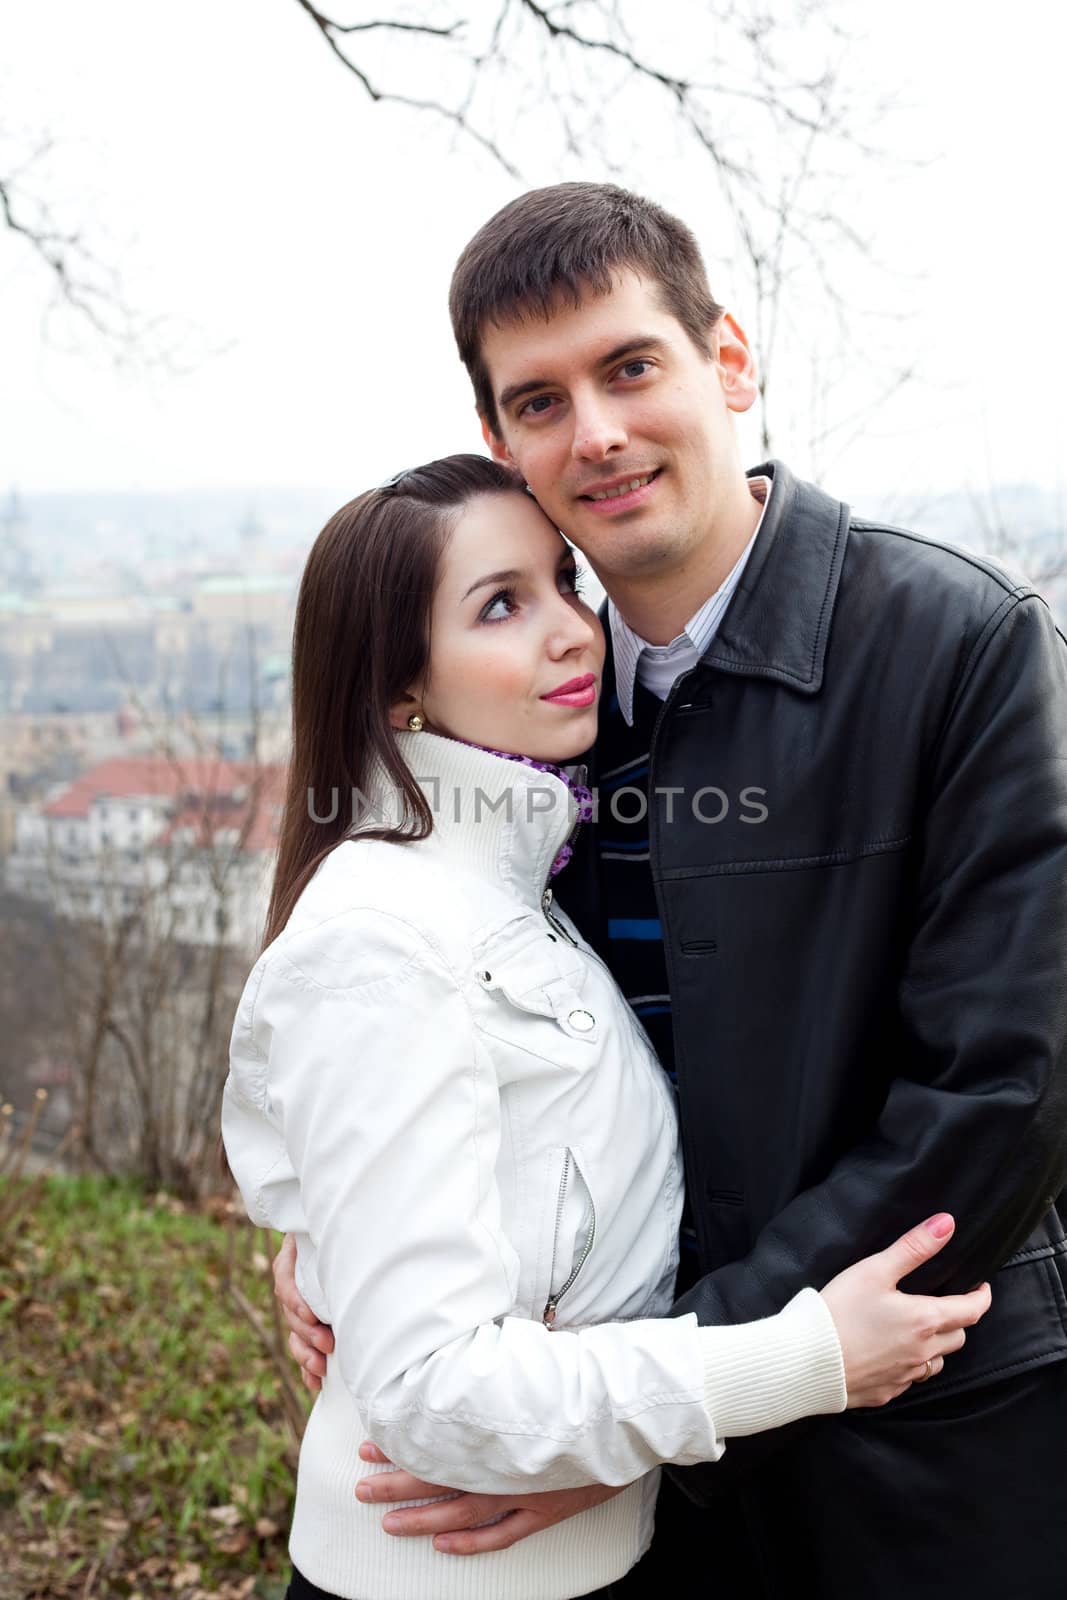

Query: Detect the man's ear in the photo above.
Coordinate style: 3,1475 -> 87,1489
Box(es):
481,413 -> 516,469
713,312 -> 759,416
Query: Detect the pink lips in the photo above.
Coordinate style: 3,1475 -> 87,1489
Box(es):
541,672 -> 598,708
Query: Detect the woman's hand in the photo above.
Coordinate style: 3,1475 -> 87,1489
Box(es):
354,1443 -> 626,1554
820,1213 -> 992,1407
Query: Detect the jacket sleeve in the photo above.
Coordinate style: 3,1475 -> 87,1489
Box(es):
669,595 -> 1067,1442
223,906 -> 844,1494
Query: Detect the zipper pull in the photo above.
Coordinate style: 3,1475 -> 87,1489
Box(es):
542,886 -> 578,946
543,1299 -> 558,1327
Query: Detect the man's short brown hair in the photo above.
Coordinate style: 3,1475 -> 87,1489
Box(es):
449,182 -> 724,436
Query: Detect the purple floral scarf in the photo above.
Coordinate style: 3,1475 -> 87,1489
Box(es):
466,743 -> 594,877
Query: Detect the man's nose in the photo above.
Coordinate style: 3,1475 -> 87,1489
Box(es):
571,391 -> 626,462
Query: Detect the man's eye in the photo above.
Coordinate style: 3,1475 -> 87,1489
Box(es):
480,589 -> 518,622
620,359 -> 651,379
521,395 -> 555,418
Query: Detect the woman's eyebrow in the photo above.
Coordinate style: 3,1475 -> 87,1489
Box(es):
461,568 -> 523,601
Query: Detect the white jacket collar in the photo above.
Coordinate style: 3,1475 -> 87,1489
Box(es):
367,730 -> 579,911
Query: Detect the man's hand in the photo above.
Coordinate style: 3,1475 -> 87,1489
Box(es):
272,1232 -> 334,1393
354,1441 -> 627,1554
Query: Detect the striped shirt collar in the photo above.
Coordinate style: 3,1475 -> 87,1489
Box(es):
608,474 -> 772,727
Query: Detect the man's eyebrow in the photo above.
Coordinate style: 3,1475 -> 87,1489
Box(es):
461,568 -> 522,602
498,376 -> 553,413
497,335 -> 666,414
599,335 -> 667,367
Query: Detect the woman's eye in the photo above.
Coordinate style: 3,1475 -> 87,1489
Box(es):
480,589 -> 518,623
560,565 -> 586,595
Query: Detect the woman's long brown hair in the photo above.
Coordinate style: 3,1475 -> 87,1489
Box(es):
262,454 -> 521,949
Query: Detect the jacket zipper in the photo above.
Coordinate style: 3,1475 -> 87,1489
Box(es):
542,1149 -> 597,1326
540,788 -> 584,945
541,885 -> 578,946
544,885 -> 654,1023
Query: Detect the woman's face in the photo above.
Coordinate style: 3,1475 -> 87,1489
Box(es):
397,490 -> 605,763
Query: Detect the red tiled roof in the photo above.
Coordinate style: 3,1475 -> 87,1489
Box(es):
154,789 -> 284,854
44,756 -> 286,853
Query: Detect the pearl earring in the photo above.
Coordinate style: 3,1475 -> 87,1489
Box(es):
407,713 -> 424,732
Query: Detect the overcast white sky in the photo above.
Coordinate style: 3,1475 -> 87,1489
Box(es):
1,0 -> 1063,509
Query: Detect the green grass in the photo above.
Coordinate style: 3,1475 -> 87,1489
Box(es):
0,1172 -> 307,1599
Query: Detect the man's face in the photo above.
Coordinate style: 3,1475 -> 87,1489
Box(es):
480,271 -> 758,585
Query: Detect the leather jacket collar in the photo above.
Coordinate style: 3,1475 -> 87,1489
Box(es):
701,459 -> 851,696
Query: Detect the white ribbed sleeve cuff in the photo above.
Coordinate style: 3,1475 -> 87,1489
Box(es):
698,1287 -> 847,1439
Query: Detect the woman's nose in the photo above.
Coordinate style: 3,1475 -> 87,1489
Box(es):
546,595 -> 600,657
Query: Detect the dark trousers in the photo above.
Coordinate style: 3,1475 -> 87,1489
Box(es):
615,1360 -> 1067,1598
286,1564 -> 618,1599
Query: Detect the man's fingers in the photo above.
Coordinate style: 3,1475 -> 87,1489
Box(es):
282,1297 -> 319,1329
271,1235 -> 304,1315
882,1213 -> 955,1283
285,1328 -> 313,1364
434,1511 -> 540,1555
272,1232 -> 297,1283
287,1328 -> 327,1379
380,1495 -> 497,1537
272,1233 -> 336,1353
357,1469 -> 450,1505
281,1301 -> 335,1353
279,1290 -> 329,1336
358,1441 -> 391,1465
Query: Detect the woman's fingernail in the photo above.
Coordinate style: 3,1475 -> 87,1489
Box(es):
383,1514 -> 401,1532
355,1482 -> 373,1502
924,1213 -> 953,1238
434,1537 -> 454,1553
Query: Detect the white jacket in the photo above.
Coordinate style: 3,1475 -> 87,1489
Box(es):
223,732 -> 845,1600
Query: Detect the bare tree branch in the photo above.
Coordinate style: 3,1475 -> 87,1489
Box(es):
1,128 -> 229,370
292,0 -> 520,176
967,483 -> 1067,590
0,173 -> 121,341
304,4 -> 462,36
284,1 -> 921,462
3,0 -> 903,423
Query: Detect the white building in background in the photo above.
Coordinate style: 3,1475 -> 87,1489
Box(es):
0,573 -> 296,721
7,754 -> 285,952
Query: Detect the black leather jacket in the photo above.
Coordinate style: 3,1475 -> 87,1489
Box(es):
568,460 -> 1067,1498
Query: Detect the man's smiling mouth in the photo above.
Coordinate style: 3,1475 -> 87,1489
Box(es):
581,469 -> 661,502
